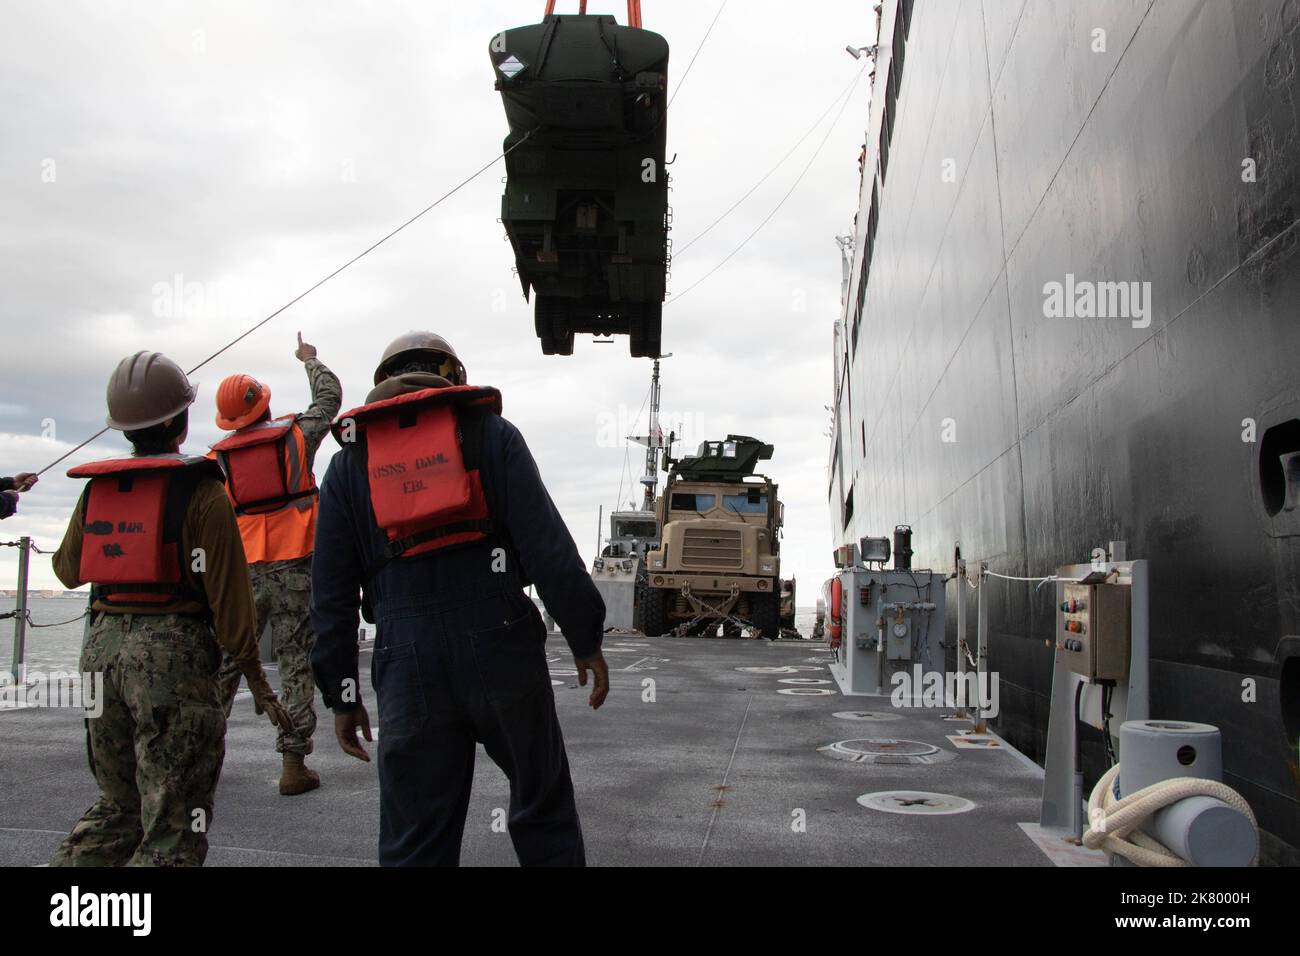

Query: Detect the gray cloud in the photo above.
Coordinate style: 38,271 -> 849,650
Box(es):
1,0 -> 871,601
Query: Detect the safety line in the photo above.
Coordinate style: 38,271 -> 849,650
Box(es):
33,132 -> 533,478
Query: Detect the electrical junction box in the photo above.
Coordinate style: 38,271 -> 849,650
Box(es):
830,567 -> 945,695
1058,581 -> 1130,680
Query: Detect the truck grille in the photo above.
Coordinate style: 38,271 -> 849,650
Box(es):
681,527 -> 743,570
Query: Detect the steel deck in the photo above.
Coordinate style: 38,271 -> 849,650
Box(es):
0,635 -> 1061,867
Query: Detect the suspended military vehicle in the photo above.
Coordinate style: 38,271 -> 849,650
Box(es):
489,1 -> 669,358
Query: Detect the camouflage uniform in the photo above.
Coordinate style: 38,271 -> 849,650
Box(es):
217,558 -> 316,754
217,357 -> 341,756
50,616 -> 228,867
48,471 -> 260,866
48,351 -> 269,868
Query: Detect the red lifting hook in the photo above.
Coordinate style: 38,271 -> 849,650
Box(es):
543,1 -> 642,26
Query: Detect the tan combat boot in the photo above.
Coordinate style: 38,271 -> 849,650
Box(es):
279,753 -> 321,796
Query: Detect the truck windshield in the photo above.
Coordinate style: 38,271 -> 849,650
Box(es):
671,492 -> 716,512
615,520 -> 658,538
723,492 -> 767,514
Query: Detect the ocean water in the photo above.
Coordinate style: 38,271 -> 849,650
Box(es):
0,594 -> 824,676
1,593 -> 90,675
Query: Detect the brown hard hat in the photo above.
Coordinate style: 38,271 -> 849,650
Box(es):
104,351 -> 198,431
374,331 -> 465,385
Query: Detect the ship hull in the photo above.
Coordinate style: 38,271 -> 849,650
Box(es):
830,0 -> 1300,861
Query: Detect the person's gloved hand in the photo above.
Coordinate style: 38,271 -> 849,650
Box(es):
334,705 -> 373,762
574,650 -> 609,710
12,473 -> 37,492
244,668 -> 295,733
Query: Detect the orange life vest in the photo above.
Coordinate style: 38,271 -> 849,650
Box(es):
211,416 -> 318,564
332,385 -> 502,580
66,455 -> 221,607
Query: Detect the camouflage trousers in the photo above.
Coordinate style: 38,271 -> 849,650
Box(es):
217,557 -> 318,755
50,612 -> 226,867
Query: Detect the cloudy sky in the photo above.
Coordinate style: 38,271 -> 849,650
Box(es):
0,0 -> 873,597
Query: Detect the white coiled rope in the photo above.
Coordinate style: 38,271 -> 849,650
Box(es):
1082,763 -> 1259,866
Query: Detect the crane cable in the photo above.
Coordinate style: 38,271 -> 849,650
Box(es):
668,63 -> 867,305
674,64 -> 866,258
32,131 -> 534,479
666,0 -> 727,110
612,377 -> 653,513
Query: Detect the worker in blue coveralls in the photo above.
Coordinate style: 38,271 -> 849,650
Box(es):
309,331 -> 607,866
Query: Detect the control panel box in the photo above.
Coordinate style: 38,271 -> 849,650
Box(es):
1058,582 -> 1130,680
830,567 -> 944,695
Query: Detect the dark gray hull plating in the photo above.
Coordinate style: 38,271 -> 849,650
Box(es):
829,0 -> 1300,860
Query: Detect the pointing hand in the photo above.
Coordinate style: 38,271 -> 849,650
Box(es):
295,331 -> 317,363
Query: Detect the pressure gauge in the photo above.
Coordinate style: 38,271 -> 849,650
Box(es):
892,621 -> 909,638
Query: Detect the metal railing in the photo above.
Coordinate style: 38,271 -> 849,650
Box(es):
4,536 -> 31,682
3,537 -> 87,682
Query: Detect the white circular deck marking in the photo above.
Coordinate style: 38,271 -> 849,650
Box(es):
856,791 -> 975,815
736,666 -> 798,674
833,711 -> 902,722
818,738 -> 956,765
777,677 -> 831,685
777,687 -> 836,696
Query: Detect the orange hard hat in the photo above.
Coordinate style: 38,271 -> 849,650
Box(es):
215,373 -> 272,430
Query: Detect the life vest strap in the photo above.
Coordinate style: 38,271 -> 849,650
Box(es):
231,486 -> 319,516
91,581 -> 208,605
362,519 -> 497,583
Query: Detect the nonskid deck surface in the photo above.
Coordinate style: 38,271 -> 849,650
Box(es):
0,636 -> 1051,866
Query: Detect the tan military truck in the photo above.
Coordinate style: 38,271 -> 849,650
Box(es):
641,435 -> 784,638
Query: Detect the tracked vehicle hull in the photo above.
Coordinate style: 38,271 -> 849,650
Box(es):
490,14 -> 669,357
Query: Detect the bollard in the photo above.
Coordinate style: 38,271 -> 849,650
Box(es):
1118,720 -> 1256,866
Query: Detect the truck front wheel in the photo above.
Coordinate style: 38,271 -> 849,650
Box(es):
750,589 -> 781,640
642,585 -> 670,637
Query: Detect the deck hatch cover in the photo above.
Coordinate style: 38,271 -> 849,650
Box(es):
818,738 -> 954,765
856,791 -> 975,815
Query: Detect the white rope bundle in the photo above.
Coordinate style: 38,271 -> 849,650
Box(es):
1083,763 -> 1259,866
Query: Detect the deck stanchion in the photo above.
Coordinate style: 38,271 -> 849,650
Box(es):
10,536 -> 30,683
975,562 -> 988,734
